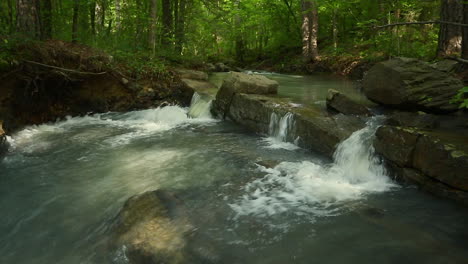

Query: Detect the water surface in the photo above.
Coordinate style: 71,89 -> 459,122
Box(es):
1,76 -> 467,264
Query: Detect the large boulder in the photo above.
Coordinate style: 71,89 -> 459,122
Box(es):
363,57 -> 463,113
212,72 -> 278,119
226,93 -> 365,158
374,126 -> 468,204
111,190 -> 195,264
326,89 -> 372,116
175,69 -> 208,81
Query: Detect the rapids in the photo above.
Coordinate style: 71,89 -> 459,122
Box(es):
1,73 -> 467,264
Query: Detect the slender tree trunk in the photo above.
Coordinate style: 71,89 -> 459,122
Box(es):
149,0 -> 157,54
16,0 -> 41,38
301,0 -> 319,62
8,0 -> 14,34
332,8 -> 338,51
72,0 -> 79,43
89,0 -> 96,35
437,0 -> 463,57
42,0 -> 52,39
162,0 -> 173,47
115,0 -> 121,30
98,0 -> 107,29
462,2 -> 468,60
175,0 -> 186,54
234,0 -> 244,63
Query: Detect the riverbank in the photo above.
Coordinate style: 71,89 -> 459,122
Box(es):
0,40 -> 194,134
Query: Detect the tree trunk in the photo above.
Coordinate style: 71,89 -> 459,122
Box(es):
162,0 -> 173,47
8,0 -> 14,34
332,8 -> 338,51
115,0 -> 121,30
90,0 -> 96,35
234,0 -> 244,63
437,0 -> 463,57
72,0 -> 79,43
175,0 -> 186,54
149,0 -> 157,54
462,2 -> 468,60
301,0 -> 319,62
16,0 -> 41,38
42,0 -> 52,39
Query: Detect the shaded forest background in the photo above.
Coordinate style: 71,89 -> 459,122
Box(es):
1,0 -> 467,70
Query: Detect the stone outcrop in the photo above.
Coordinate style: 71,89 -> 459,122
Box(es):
212,72 -> 279,119
363,57 -> 463,113
175,69 -> 209,81
374,126 -> 468,205
181,79 -> 217,98
212,73 -> 364,158
326,89 -> 372,116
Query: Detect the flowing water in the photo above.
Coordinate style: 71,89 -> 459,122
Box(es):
1,74 -> 468,264
208,71 -> 373,108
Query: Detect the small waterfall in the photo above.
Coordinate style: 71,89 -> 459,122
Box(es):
268,112 -> 295,142
232,116 -> 395,218
188,92 -> 213,119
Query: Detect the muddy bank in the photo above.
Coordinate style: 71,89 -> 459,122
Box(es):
0,40 -> 194,133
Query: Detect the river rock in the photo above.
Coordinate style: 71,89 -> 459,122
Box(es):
226,93 -> 365,157
386,111 -> 439,129
175,69 -> 209,81
111,190 -> 195,264
374,125 -> 468,204
0,122 -> 8,157
362,57 -> 463,113
326,89 -> 371,116
213,72 -> 279,118
215,63 -> 230,72
181,78 -> 218,98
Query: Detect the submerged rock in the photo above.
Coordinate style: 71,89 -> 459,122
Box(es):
212,72 -> 278,118
326,89 -> 372,116
363,57 -> 463,113
111,190 -> 194,264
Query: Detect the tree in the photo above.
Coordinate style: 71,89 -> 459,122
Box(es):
436,0 -> 463,57
462,2 -> 468,60
72,0 -> 79,43
301,0 -> 319,62
149,0 -> 157,54
174,0 -> 187,54
16,0 -> 41,38
162,0 -> 173,47
41,0 -> 52,39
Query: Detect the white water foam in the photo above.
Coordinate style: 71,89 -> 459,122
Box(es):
9,102 -> 213,152
232,118 -> 396,218
262,112 -> 299,150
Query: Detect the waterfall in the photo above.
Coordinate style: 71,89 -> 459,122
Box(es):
263,112 -> 297,150
188,92 -> 213,119
232,117 -> 395,218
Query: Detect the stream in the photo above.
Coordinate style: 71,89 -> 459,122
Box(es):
1,73 -> 467,264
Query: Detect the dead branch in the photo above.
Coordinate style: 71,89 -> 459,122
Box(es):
445,56 -> 468,64
23,60 -> 107,75
374,20 -> 468,29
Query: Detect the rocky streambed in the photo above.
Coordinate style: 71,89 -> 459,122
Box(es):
1,53 -> 468,264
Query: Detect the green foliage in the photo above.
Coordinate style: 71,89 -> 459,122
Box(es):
451,87 -> 468,109
0,0 -> 445,68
